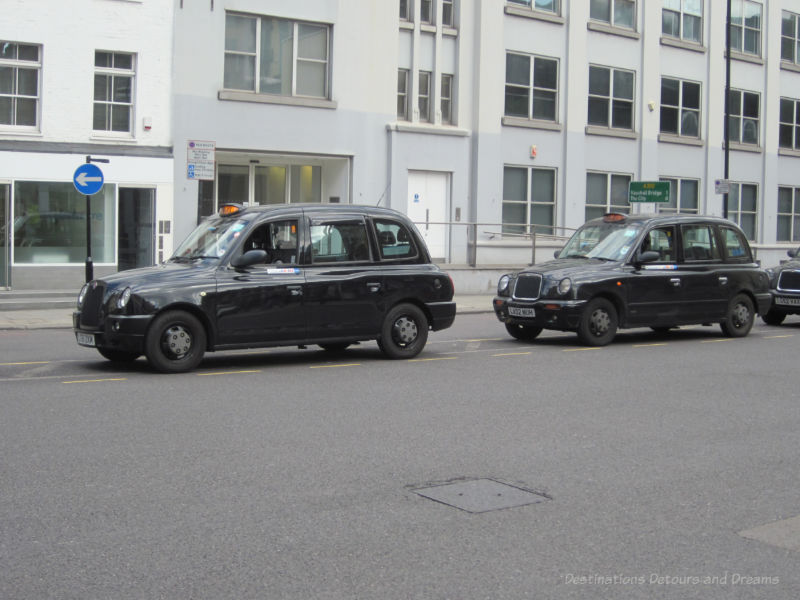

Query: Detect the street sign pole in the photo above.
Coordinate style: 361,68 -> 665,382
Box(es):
85,158 -> 92,283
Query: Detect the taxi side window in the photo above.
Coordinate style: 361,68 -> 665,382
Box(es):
243,220 -> 298,264
720,226 -> 751,262
375,219 -> 417,260
681,224 -> 720,262
641,227 -> 674,262
311,220 -> 371,263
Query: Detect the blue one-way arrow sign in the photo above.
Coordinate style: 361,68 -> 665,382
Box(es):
73,163 -> 105,195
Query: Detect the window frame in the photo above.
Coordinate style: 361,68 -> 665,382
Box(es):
727,182 -> 758,241
442,0 -> 455,27
418,70 -> 432,122
659,76 -> 701,138
779,97 -> 800,151
589,0 -> 636,30
504,52 -> 559,123
657,177 -> 699,214
782,11 -> 800,64
730,0 -> 762,57
777,186 -> 800,243
223,12 -> 331,100
661,0 -> 703,45
585,171 -> 632,221
728,89 -> 760,146
93,50 -> 136,135
400,0 -> 412,21
501,165 -> 557,237
397,68 -> 410,121
507,0 -> 561,15
420,0 -> 433,24
440,73 -> 454,125
0,40 -> 41,130
588,65 -> 635,131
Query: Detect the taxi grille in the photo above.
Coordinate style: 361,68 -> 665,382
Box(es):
79,283 -> 106,327
513,274 -> 542,300
778,270 -> 800,292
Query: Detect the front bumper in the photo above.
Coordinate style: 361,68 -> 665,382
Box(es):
73,311 -> 154,354
766,290 -> 800,314
426,301 -> 457,331
492,296 -> 587,331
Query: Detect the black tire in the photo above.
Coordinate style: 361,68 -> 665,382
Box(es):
144,310 -> 207,373
761,309 -> 786,326
97,347 -> 140,362
505,322 -> 543,341
318,343 -> 351,352
577,297 -> 618,346
377,303 -> 429,359
720,293 -> 754,337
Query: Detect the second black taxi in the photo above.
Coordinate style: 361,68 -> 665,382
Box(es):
761,246 -> 800,325
74,203 -> 456,372
493,213 -> 771,346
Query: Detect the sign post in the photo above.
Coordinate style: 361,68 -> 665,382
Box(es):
629,181 -> 670,204
73,157 -> 108,282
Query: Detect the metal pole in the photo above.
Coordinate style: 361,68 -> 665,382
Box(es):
723,0 -> 732,219
84,157 -> 93,282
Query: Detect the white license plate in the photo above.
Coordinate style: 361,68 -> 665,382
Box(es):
775,296 -> 800,306
508,306 -> 536,318
76,332 -> 96,347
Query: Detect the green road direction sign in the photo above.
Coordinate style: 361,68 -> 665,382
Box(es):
629,181 -> 670,203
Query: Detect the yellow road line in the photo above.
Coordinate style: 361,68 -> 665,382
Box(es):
62,378 -> 127,384
197,369 -> 262,376
764,334 -> 794,339
0,361 -> 50,366
633,343 -> 668,348
701,338 -> 733,343
563,347 -> 602,352
492,352 -> 532,357
409,357 -> 459,362
310,363 -> 362,369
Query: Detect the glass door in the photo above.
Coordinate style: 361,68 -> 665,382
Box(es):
117,187 -> 155,271
1,184 -> 9,288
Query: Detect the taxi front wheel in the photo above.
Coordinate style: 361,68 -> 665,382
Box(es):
720,294 -> 754,337
505,323 -> 542,341
378,303 -> 429,359
145,310 -> 207,373
577,298 -> 618,346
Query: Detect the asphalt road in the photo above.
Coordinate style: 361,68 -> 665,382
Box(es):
2,315 -> 799,599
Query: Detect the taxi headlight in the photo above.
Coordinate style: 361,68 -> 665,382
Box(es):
77,283 -> 89,308
117,287 -> 132,309
498,275 -> 510,294
557,278 -> 572,295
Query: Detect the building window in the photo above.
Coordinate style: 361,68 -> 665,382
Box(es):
730,0 -> 762,57
662,0 -> 702,44
93,51 -> 135,133
442,0 -> 454,26
418,71 -> 432,122
728,89 -> 759,145
505,53 -> 558,122
585,172 -> 631,221
13,181 -> 116,264
397,69 -> 410,120
507,0 -> 560,14
0,41 -> 40,128
441,74 -> 453,124
400,0 -> 411,21
660,77 -> 700,138
588,65 -> 634,130
728,183 -> 757,240
779,98 -> 800,150
421,0 -> 433,24
590,0 -> 635,30
224,13 -> 330,99
502,166 -> 556,235
658,178 -> 699,214
782,12 -> 800,63
777,187 -> 800,242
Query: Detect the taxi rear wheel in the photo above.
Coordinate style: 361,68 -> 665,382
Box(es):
378,303 -> 428,359
720,294 -> 754,337
97,348 -> 140,363
145,310 -> 206,373
577,298 -> 618,346
505,323 -> 542,341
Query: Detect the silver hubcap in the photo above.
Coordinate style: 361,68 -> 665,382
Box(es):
393,316 -> 418,345
732,303 -> 750,328
589,309 -> 611,336
162,324 -> 192,358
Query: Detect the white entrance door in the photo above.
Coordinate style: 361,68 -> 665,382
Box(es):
407,170 -> 449,261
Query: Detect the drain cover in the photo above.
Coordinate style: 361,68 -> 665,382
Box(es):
414,478 -> 549,513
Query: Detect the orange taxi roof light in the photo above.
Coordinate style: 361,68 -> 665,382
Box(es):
219,203 -> 243,216
603,213 -> 627,223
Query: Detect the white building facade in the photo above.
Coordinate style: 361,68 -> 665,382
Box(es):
0,0 -> 174,290
4,0 -> 800,290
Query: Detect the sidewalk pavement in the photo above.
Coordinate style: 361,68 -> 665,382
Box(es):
0,295 -> 496,330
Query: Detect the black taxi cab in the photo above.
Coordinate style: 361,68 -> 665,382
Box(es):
761,246 -> 800,325
74,204 -> 456,372
493,213 -> 771,346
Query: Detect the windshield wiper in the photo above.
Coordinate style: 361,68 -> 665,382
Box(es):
563,254 -> 589,259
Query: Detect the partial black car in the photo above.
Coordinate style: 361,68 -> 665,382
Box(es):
761,246 -> 800,325
493,213 -> 771,346
74,204 -> 456,372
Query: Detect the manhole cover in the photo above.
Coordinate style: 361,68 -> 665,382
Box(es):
414,478 -> 549,513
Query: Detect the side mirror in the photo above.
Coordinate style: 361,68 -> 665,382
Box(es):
636,250 -> 660,265
788,247 -> 799,258
230,249 -> 267,268
553,248 -> 562,259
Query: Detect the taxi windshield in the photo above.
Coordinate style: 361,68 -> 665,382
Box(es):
170,216 -> 251,261
557,221 -> 643,261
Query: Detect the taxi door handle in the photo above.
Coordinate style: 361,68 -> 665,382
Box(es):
670,278 -> 681,287
367,282 -> 381,292
287,285 -> 303,296
719,276 -> 728,285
